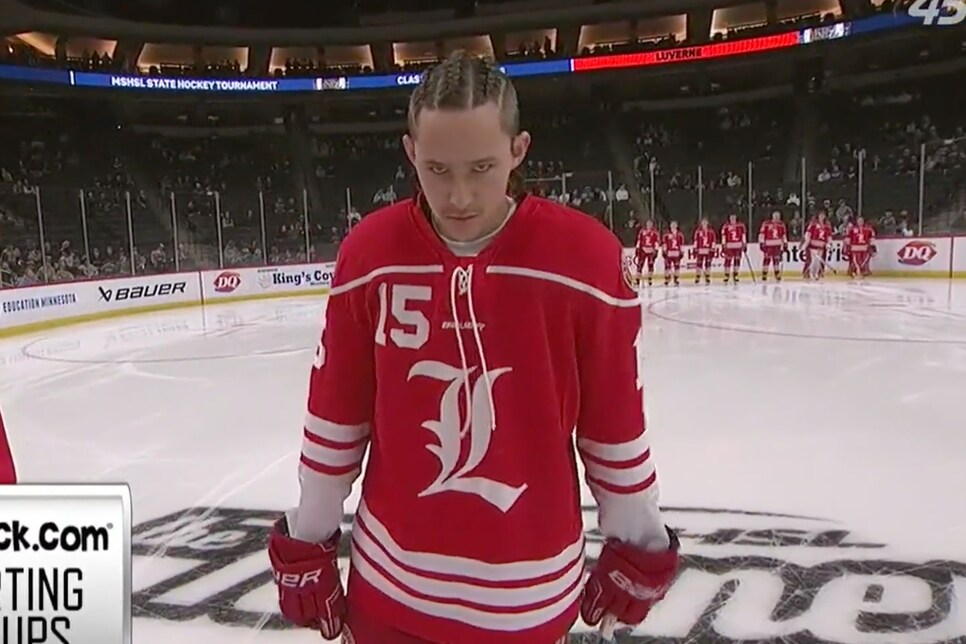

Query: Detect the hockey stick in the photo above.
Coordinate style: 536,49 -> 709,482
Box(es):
599,614 -> 618,642
568,615 -> 619,643
813,249 -> 838,276
743,250 -> 757,284
859,252 -> 873,278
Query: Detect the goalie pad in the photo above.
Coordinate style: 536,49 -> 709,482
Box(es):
807,249 -> 824,280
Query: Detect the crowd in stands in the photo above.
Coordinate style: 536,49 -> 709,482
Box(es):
2,43 -> 966,288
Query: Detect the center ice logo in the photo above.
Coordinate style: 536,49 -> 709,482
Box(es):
897,241 -> 938,266
129,506 -> 966,643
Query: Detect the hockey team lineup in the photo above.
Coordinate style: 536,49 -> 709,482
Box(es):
632,211 -> 873,288
2,274 -> 965,643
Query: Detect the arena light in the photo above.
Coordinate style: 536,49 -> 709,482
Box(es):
571,32 -> 801,73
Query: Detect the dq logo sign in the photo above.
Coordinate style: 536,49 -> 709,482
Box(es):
213,271 -> 242,293
897,241 -> 938,266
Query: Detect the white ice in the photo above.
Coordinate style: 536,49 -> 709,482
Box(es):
1,279 -> 965,643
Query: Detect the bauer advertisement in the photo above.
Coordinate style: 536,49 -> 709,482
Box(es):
0,263 -> 335,335
0,273 -> 200,330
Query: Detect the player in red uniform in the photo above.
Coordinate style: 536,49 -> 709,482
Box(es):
720,214 -> 747,284
266,52 -> 679,644
0,408 -> 17,484
802,210 -> 834,281
758,211 -> 788,282
844,215 -> 876,279
662,220 -> 685,286
692,217 -> 717,285
635,219 -> 660,287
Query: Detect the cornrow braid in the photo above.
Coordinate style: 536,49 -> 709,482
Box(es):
407,50 -> 520,137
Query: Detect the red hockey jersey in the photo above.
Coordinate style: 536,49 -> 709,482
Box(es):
758,220 -> 787,249
721,222 -> 747,250
662,231 -> 684,257
805,220 -> 834,250
292,195 -> 666,643
693,227 -> 717,254
636,227 -> 660,253
845,224 -> 875,252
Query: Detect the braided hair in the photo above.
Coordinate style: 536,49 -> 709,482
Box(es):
408,51 -> 526,197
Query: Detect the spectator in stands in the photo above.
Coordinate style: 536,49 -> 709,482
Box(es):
789,212 -> 804,239
879,210 -> 897,230
897,215 -> 914,237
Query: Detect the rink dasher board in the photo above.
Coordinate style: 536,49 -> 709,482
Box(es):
0,236 -> 963,338
0,262 -> 336,338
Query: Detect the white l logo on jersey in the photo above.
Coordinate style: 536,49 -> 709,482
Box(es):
408,360 -> 528,512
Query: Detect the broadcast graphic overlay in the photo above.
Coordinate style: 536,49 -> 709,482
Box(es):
0,485 -> 132,644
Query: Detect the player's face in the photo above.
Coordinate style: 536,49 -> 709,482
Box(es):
771,212 -> 781,221
729,215 -> 737,224
645,220 -> 653,229
404,103 -> 530,242
856,217 -> 864,226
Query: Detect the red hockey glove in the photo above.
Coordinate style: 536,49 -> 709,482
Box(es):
268,518 -> 345,640
581,528 -> 680,629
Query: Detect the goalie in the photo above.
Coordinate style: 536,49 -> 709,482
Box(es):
801,210 -> 834,281
844,216 -> 876,279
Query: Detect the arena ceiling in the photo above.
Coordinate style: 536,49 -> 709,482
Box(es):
14,0 -> 487,27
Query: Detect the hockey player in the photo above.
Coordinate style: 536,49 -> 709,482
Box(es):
758,211 -> 788,282
802,210 -> 834,281
662,220 -> 685,286
0,408 -> 17,484
635,219 -> 660,286
692,217 -> 716,285
844,215 -> 876,279
720,214 -> 747,284
267,51 -> 680,644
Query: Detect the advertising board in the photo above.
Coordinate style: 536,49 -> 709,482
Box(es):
0,239 -> 961,338
202,263 -> 335,301
0,273 -> 200,332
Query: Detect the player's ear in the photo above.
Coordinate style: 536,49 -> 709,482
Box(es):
403,133 -> 416,166
510,131 -> 531,169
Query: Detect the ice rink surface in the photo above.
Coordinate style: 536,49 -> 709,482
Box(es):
1,278 -> 965,643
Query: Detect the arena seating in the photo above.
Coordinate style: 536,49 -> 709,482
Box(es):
1,65 -> 965,287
